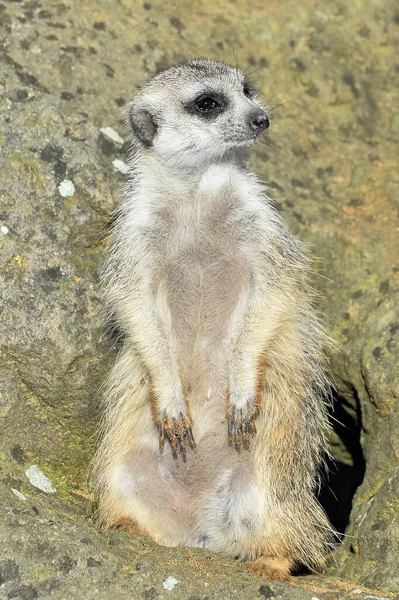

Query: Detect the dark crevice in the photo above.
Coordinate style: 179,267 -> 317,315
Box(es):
318,384 -> 366,536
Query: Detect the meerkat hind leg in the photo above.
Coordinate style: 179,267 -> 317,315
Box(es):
109,449 -> 190,547
246,556 -> 292,580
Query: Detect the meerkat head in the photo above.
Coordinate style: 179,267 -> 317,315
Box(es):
128,59 -> 269,168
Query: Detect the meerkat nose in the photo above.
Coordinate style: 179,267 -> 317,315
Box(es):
250,112 -> 270,131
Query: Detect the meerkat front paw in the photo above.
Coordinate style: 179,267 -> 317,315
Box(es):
158,411 -> 196,460
226,392 -> 258,449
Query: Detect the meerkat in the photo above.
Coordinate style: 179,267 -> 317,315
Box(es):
92,59 -> 333,580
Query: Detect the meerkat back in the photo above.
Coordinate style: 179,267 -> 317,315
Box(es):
93,59 -> 333,580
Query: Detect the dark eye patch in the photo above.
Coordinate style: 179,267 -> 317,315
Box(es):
184,91 -> 227,119
242,79 -> 255,98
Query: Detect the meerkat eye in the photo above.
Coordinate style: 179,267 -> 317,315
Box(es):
243,82 -> 253,98
195,96 -> 221,114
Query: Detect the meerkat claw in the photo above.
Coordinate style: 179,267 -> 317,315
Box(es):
158,411 -> 195,459
178,439 -> 187,461
159,420 -> 165,451
227,400 -> 257,449
187,426 -> 196,449
227,404 -> 237,445
241,414 -> 247,436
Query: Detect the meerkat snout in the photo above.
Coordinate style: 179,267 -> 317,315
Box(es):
250,111 -> 270,132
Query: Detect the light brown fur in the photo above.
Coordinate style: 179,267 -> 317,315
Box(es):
92,60 -> 333,578
246,556 -> 292,580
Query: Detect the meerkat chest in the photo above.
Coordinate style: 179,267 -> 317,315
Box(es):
151,165 -> 256,266
147,176 -> 252,350
153,192 -> 247,275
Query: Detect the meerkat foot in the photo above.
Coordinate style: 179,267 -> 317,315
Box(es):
158,411 -> 196,460
246,556 -> 292,580
110,517 -> 149,537
226,399 -> 258,449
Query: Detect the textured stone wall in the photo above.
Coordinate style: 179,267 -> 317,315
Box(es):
0,0 -> 398,597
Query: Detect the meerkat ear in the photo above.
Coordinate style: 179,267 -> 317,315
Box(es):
128,105 -> 157,147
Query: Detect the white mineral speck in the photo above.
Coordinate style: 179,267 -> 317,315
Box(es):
112,159 -> 129,174
58,179 -> 75,198
11,488 -> 27,501
25,465 -> 56,494
353,591 -> 364,595
1,225 -> 9,234
100,127 -> 124,144
162,576 -> 179,591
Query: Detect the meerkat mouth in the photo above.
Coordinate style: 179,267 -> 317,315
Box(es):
223,114 -> 270,149
224,131 -> 269,149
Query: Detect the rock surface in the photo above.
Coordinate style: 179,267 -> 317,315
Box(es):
0,0 -> 398,598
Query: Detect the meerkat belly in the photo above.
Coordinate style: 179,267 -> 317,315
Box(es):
165,248 -> 248,413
